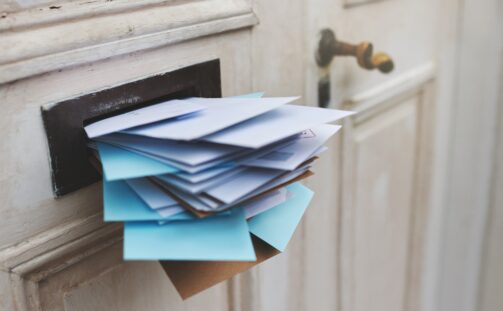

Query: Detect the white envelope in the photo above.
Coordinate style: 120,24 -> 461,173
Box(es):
124,97 -> 298,140
175,165 -> 236,183
237,165 -> 311,207
109,133 -> 296,174
161,164 -> 312,212
157,167 -> 247,194
117,145 -> 247,174
311,146 -> 329,157
201,105 -> 353,148
239,124 -> 341,170
214,166 -> 311,212
96,133 -> 242,166
205,167 -> 286,204
155,188 -> 290,220
125,178 -> 178,210
155,206 -> 186,218
160,183 -> 220,210
244,188 -> 292,219
85,99 -> 205,138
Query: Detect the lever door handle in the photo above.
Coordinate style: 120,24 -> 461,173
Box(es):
315,29 -> 394,73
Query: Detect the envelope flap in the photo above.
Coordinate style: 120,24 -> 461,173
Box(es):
160,236 -> 279,299
247,183 -> 314,252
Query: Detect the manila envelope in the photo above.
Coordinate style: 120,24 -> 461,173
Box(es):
159,182 -> 314,299
160,236 -> 279,299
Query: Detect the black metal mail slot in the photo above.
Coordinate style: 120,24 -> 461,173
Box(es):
41,59 -> 222,197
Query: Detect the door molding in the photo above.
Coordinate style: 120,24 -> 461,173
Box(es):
0,0 -> 258,84
0,213 -> 122,311
340,63 -> 436,311
436,1 -> 503,311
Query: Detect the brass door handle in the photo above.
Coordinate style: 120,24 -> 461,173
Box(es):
315,29 -> 394,73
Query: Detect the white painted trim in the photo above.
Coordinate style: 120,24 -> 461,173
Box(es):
0,0 -> 258,84
339,64 -> 436,311
0,0 -> 170,31
478,63 -> 503,311
436,1 -> 503,311
0,213 -> 119,272
0,213 -> 121,311
343,62 -> 435,115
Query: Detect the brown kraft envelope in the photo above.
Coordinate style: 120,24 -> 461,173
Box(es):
160,236 -> 280,300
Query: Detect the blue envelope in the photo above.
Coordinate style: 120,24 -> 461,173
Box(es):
97,142 -> 178,181
124,208 -> 256,261
247,183 -> 314,251
103,179 -> 234,222
103,179 -> 189,221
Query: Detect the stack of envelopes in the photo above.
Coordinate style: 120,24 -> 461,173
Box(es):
85,93 -> 353,298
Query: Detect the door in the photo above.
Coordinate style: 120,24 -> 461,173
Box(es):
235,1 -> 451,311
0,0 -> 454,310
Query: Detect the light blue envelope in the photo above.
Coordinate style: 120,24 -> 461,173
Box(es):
123,209 -> 256,261
247,183 -> 314,252
103,179 -> 187,221
97,142 -> 178,181
103,179 -> 231,222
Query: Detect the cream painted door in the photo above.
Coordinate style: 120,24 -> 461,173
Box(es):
0,1 -> 258,310
0,0 -> 454,311
311,3 -> 438,311
235,1 -> 453,311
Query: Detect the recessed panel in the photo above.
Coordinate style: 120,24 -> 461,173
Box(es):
352,97 -> 418,311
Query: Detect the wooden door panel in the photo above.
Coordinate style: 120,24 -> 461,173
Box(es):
352,98 -> 417,311
0,0 -> 446,309
62,262 -> 229,311
1,219 -> 230,311
340,72 -> 435,311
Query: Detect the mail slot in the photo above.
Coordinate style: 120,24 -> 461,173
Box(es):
41,60 -> 221,197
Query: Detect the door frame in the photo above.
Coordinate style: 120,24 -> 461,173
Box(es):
432,1 -> 503,311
